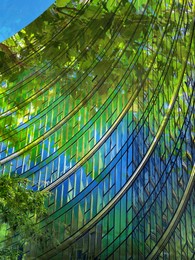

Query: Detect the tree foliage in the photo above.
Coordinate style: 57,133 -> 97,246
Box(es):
0,175 -> 48,259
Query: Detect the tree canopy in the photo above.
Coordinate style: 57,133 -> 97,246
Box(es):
0,175 -> 48,259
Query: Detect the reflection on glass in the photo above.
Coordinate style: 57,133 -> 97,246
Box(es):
0,0 -> 194,259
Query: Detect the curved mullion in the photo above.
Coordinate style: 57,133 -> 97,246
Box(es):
146,165 -> 195,260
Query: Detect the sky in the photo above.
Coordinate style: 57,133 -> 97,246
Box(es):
0,0 -> 54,42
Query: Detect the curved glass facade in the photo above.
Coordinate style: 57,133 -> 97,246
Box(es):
0,0 -> 194,259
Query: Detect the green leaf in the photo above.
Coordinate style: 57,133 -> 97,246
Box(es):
55,0 -> 70,8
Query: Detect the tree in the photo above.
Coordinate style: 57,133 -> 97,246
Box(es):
0,175 -> 48,259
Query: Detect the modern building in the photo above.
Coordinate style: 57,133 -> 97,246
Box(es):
0,0 -> 194,259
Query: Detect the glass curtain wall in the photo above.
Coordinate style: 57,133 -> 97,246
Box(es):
0,0 -> 194,259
